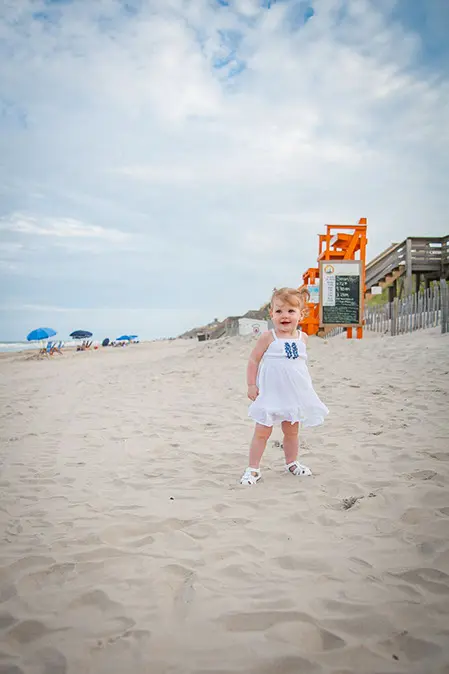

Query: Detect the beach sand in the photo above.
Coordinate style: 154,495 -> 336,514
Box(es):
1,331 -> 449,674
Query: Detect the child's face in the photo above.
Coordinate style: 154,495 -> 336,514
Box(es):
270,298 -> 302,334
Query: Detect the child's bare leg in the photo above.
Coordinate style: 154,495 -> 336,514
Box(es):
281,421 -> 299,465
248,423 -> 272,468
281,421 -> 311,476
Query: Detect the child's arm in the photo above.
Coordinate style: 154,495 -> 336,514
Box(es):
247,331 -> 272,400
300,332 -> 308,346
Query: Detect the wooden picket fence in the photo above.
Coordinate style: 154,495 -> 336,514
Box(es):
325,327 -> 346,338
364,280 -> 449,336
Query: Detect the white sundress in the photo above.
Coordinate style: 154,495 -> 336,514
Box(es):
249,329 -> 329,428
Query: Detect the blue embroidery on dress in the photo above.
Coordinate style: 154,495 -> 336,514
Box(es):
284,342 -> 299,359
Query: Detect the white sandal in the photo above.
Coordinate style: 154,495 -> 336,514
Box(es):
240,467 -> 261,485
285,461 -> 312,477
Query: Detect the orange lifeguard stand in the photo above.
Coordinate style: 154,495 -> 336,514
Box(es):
300,218 -> 367,339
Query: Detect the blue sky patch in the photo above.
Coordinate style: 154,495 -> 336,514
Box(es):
213,54 -> 246,78
228,60 -> 246,78
214,54 -> 234,69
218,29 -> 243,52
285,2 -> 315,31
304,6 -> 314,22
213,28 -> 246,79
32,9 -> 62,24
392,0 -> 449,71
119,0 -> 143,16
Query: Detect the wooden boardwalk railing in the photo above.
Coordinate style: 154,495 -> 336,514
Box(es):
365,236 -> 449,293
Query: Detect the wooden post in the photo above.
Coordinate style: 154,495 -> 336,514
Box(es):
388,279 -> 396,303
437,283 -> 441,327
405,238 -> 413,296
416,292 -> 419,331
400,298 -> 404,334
431,285 -> 434,326
430,286 -> 433,327
391,298 -> 399,336
415,273 -> 420,295
412,292 -> 417,331
441,280 -> 448,334
434,284 -> 438,327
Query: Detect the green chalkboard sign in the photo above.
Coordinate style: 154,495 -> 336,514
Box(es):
319,261 -> 362,327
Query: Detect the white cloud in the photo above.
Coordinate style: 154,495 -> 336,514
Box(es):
0,213 -> 128,242
0,0 -> 448,340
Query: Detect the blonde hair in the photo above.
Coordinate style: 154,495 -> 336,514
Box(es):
271,287 -> 310,318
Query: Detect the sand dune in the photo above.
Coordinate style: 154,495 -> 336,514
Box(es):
1,330 -> 449,673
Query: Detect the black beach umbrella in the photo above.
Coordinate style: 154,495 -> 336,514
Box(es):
70,330 -> 93,339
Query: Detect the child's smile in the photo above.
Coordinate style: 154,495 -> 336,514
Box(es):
271,299 -> 302,336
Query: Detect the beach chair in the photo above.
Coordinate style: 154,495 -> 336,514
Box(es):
52,340 -> 64,355
77,340 -> 92,351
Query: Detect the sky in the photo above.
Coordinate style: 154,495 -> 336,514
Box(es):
1,0 -> 448,341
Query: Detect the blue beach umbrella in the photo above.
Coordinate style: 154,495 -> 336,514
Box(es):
129,334 -> 138,339
116,335 -> 130,341
27,327 -> 57,342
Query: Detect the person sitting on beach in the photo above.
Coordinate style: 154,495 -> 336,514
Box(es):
51,341 -> 63,355
240,287 -> 329,485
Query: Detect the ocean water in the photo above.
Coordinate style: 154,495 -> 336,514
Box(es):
0,341 -> 40,353
0,338 -> 144,353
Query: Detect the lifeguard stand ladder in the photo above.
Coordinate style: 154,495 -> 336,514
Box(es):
300,218 -> 367,339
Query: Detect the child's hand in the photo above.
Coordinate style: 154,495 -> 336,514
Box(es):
247,385 -> 259,401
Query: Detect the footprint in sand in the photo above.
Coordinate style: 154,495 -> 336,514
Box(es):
427,452 -> 449,462
0,612 -> 16,629
248,654 -> 321,674
23,646 -> 67,674
6,618 -> 66,645
390,568 -> 449,595
0,666 -> 25,674
408,469 -> 438,481
378,631 -> 442,663
218,608 -> 345,654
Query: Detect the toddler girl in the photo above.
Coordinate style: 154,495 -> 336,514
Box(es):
241,287 -> 328,485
